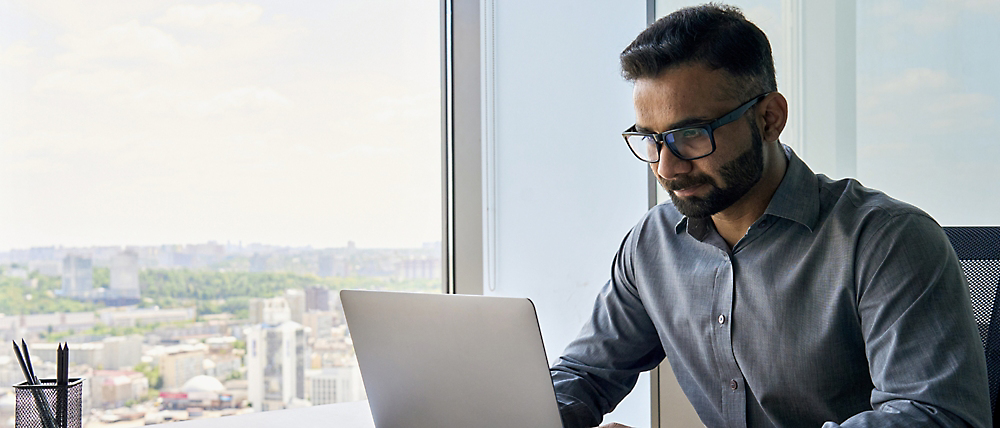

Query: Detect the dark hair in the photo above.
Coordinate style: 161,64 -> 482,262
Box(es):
621,3 -> 776,99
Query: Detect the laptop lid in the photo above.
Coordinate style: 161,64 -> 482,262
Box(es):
340,290 -> 564,428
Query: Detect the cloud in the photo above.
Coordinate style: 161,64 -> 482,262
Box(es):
57,20 -> 201,66
155,3 -> 264,30
0,43 -> 36,67
874,68 -> 952,95
859,67 -> 996,136
193,86 -> 293,116
33,68 -> 141,94
867,0 -> 1000,34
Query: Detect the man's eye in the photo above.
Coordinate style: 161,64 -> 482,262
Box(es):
681,129 -> 700,138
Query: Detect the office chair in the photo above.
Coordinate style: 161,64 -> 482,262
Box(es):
944,226 -> 1000,426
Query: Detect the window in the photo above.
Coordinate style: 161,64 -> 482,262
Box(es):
0,0 -> 441,421
855,0 -> 1000,225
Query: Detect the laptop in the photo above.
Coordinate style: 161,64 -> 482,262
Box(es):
340,290 -> 564,428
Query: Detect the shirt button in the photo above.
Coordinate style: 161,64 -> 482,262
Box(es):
759,220 -> 768,228
718,314 -> 726,324
730,379 -> 739,391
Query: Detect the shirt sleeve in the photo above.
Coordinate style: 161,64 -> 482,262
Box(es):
827,212 -> 992,427
550,229 -> 666,428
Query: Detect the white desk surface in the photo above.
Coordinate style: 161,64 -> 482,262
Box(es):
168,400 -> 374,428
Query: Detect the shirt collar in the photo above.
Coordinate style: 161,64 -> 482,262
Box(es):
672,144 -> 819,235
764,145 -> 819,232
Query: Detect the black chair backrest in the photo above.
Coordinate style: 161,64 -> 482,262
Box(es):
944,226 -> 1000,426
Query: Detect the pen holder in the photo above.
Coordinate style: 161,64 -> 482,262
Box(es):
13,379 -> 83,428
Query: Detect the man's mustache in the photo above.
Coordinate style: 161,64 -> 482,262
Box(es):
662,174 -> 714,191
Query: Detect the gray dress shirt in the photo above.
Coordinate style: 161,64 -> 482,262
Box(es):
551,146 -> 991,428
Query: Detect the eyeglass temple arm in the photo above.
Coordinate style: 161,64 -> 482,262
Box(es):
708,93 -> 770,131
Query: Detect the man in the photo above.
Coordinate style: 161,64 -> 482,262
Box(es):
550,4 -> 991,428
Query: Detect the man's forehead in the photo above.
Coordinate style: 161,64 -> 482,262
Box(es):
632,65 -> 738,131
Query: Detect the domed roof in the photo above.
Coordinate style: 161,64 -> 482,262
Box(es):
181,375 -> 225,393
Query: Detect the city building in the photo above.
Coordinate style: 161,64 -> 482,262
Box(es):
248,297 -> 291,325
98,307 -> 196,328
305,366 -> 366,405
204,351 -> 243,381
0,311 -> 98,341
0,391 -> 14,428
394,256 -> 441,280
303,287 -> 330,312
108,250 -> 140,303
245,321 -> 309,412
284,289 -> 305,324
205,336 -> 238,353
317,255 -> 351,278
27,259 -> 61,277
101,335 -> 144,370
31,335 -> 142,370
301,311 -> 334,341
90,370 -> 149,409
157,346 -> 207,390
61,254 -> 93,298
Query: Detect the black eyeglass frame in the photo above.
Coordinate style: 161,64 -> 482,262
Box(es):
622,92 -> 771,163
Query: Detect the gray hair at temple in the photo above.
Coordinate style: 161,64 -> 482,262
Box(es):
620,3 -> 777,101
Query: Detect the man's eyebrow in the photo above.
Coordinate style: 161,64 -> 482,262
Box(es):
635,116 -> 712,134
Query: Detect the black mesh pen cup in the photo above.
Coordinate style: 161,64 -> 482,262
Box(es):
13,378 -> 83,428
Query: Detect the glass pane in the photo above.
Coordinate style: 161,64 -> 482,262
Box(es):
0,0 -> 440,423
856,0 -> 1000,225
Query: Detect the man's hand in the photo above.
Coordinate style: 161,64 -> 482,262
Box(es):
597,424 -> 633,428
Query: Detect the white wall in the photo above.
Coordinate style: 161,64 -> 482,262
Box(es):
480,0 -> 651,425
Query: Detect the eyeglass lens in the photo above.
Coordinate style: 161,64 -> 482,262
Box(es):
626,127 -> 712,162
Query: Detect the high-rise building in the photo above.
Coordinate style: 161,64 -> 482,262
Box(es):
102,335 -> 143,370
109,250 -> 140,300
284,289 -> 305,324
303,287 -> 330,312
301,311 -> 334,340
61,254 -> 93,298
305,366 -> 365,405
248,297 -> 291,325
245,321 -> 309,412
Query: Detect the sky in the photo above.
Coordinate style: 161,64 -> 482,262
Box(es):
2,0 -> 998,251
854,0 -> 1000,226
0,0 -> 442,250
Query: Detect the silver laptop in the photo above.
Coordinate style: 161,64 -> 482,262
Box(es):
340,290 -> 564,428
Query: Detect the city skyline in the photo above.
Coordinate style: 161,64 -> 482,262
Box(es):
0,239 -> 442,254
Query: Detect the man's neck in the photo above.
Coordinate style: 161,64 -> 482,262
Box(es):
711,145 -> 788,249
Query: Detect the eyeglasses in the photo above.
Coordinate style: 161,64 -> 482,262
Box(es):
622,93 -> 769,163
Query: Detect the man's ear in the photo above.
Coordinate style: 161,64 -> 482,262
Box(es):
759,92 -> 788,144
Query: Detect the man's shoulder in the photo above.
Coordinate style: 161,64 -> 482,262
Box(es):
816,174 -> 939,235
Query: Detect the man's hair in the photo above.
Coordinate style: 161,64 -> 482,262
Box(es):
621,3 -> 776,100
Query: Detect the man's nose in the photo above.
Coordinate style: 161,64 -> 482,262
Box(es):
654,144 -> 692,179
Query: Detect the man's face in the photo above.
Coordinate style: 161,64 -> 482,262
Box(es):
633,64 -> 764,218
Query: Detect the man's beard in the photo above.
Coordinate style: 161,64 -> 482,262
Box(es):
660,121 -> 765,219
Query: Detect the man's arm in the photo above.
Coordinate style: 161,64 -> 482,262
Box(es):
829,212 -> 991,427
550,231 -> 666,428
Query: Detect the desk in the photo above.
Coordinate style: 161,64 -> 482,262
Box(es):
169,401 -> 374,428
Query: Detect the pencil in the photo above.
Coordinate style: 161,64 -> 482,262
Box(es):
13,341 -> 58,428
20,339 -> 38,384
12,341 -> 32,385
